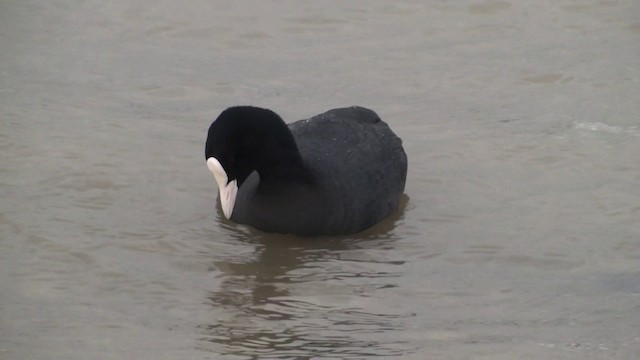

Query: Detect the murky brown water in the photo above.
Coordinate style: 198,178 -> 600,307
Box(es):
2,1 -> 639,359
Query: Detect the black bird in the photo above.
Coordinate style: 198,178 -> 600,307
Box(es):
205,106 -> 407,236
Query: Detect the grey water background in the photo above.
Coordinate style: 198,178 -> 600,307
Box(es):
1,1 -> 639,359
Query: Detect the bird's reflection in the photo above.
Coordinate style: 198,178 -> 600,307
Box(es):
199,196 -> 415,358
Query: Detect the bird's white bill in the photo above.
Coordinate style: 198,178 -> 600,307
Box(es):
207,157 -> 238,219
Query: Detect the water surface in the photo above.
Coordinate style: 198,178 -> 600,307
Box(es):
1,1 -> 639,359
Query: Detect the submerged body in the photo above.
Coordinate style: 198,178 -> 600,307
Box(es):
205,106 -> 407,236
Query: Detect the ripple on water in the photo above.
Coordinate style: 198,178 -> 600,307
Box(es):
196,227 -> 418,358
198,296 -> 415,358
574,122 -> 640,137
